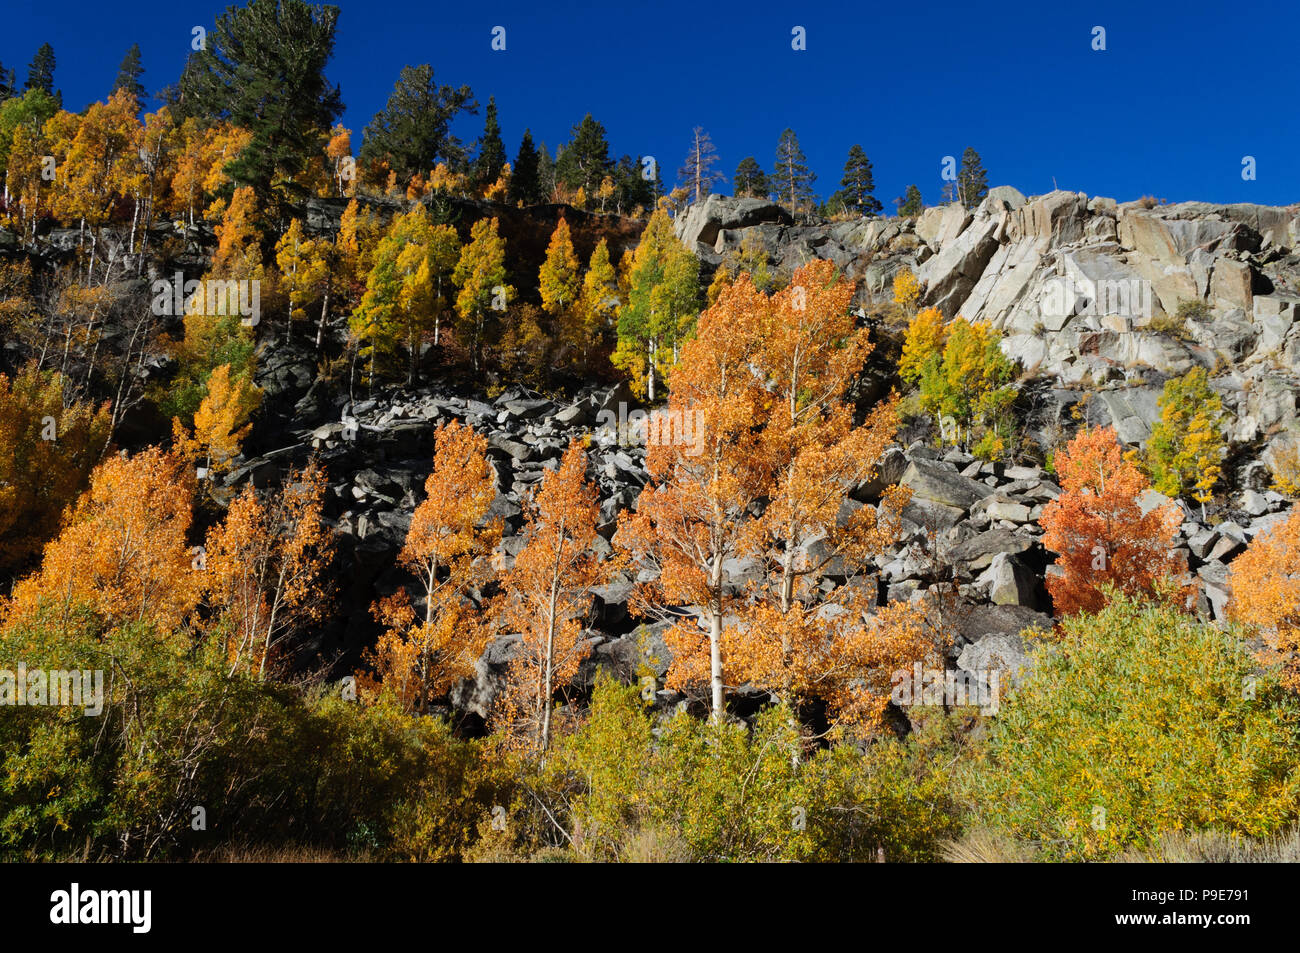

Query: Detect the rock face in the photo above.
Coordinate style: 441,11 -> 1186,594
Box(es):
228,341 -> 1291,729
675,189 -> 1300,479
178,192 -> 1300,733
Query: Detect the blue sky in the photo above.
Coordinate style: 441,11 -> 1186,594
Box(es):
3,0 -> 1296,208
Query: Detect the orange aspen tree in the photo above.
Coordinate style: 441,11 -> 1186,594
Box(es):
495,441 -> 613,754
1229,508 -> 1300,689
325,124 -> 353,196
203,462 -> 333,678
725,261 -> 929,729
362,420 -> 502,711
1,448 -> 199,637
615,274 -> 770,721
1040,426 -> 1188,617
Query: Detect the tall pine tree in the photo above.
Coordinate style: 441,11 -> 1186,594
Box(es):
178,0 -> 343,210
836,144 -> 882,216
957,147 -> 989,210
24,43 -> 57,101
508,129 -> 541,206
897,184 -> 923,217
733,156 -> 769,198
676,126 -> 724,203
555,114 -> 612,195
772,128 -> 815,216
112,43 -> 145,103
472,95 -> 507,191
360,64 -> 476,184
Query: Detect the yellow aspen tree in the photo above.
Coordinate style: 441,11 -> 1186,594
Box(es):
1229,509 -> 1300,690
203,461 -> 333,678
1,448 -> 199,637
452,216 -> 512,373
495,441 -> 614,754
615,274 -> 770,721
361,420 -> 502,711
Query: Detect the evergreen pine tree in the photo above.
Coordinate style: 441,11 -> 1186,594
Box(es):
772,128 -> 815,216
897,184 -> 923,217
836,144 -> 882,216
733,156 -> 769,199
537,141 -> 556,202
112,43 -> 146,103
177,0 -> 344,211
472,95 -> 507,190
359,64 -> 476,184
555,114 -> 612,194
24,43 -> 56,99
957,147 -> 989,210
508,129 -> 541,206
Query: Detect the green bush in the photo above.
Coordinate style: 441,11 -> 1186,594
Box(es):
968,594 -> 1300,860
538,678 -> 962,862
0,600 -> 509,861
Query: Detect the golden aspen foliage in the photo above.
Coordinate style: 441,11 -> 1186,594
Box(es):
1230,508 -> 1300,690
0,364 -> 112,575
1,448 -> 199,636
899,306 -> 945,385
361,420 -> 502,711
1141,367 -> 1226,514
892,267 -> 921,316
495,441 -> 614,753
452,216 -> 512,373
202,462 -> 333,678
538,217 -> 580,318
615,274 -> 771,720
210,185 -> 263,279
174,362 -> 261,476
325,123 -> 353,196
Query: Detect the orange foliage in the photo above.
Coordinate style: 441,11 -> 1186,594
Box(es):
360,420 -> 502,710
1,448 -> 198,636
616,273 -> 770,720
494,441 -> 614,753
202,462 -> 333,678
1040,426 -> 1188,617
1229,508 -> 1300,689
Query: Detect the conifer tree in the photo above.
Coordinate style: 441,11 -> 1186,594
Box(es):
957,147 -> 989,209
508,129 -> 541,206
897,184 -> 923,216
112,43 -> 146,103
677,126 -> 725,203
733,156 -> 769,199
472,95 -> 506,192
772,128 -> 815,216
24,43 -> 56,99
836,144 -> 882,216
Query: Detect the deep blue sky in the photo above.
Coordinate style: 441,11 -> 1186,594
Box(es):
3,0 -> 1296,208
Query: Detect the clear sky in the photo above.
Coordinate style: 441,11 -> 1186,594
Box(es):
3,0 -> 1296,208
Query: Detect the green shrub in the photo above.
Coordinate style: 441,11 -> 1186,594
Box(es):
968,594 -> 1300,860
545,678 -> 962,862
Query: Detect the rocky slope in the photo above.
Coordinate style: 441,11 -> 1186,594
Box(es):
33,189 -> 1294,729
677,190 -> 1300,480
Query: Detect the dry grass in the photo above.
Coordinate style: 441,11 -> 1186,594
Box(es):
186,843 -> 370,863
1119,828 -> 1300,863
940,828 -> 1036,863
